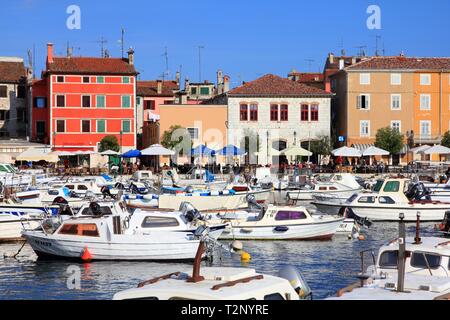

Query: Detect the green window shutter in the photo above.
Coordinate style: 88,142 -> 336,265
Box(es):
122,95 -> 131,108
200,87 -> 209,95
97,120 -> 106,133
122,120 -> 131,133
97,95 -> 105,108
123,77 -> 130,84
97,76 -> 105,84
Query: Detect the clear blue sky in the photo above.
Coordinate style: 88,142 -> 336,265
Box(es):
1,0 -> 449,88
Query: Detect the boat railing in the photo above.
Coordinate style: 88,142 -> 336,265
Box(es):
358,249 -> 377,282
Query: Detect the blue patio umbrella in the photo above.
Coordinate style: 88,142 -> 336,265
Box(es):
216,145 -> 246,156
191,145 -> 215,157
122,149 -> 141,158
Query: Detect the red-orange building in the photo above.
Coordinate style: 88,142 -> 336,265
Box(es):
31,43 -> 138,152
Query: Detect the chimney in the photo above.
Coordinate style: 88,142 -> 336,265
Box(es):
329,53 -> 334,64
184,78 -> 190,91
351,56 -> 357,65
47,43 -> 54,65
127,47 -> 135,65
339,59 -> 344,70
157,80 -> 163,94
223,75 -> 230,93
217,70 -> 224,94
175,71 -> 180,86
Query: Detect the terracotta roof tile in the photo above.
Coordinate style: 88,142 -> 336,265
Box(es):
47,57 -> 137,75
137,80 -> 179,96
228,74 -> 331,97
347,56 -> 450,70
0,61 -> 26,83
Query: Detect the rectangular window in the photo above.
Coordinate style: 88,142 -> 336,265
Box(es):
391,121 -> 401,133
123,77 -> 130,84
164,100 -> 174,104
187,127 -> 199,139
0,86 -> 7,98
420,121 -> 431,138
82,96 -> 91,108
420,94 -> 431,110
81,120 -> 91,133
122,95 -> 131,108
360,120 -> 370,137
97,120 -> 106,133
17,85 -> 26,99
270,104 -> 279,121
83,76 -> 90,83
357,94 -> 370,110
420,74 -> 431,85
56,95 -> 65,107
310,104 -> 319,121
96,95 -> 105,108
56,76 -> 64,83
34,97 -> 47,108
240,104 -> 248,121
391,94 -> 401,110
301,104 -> 309,121
122,120 -> 131,133
360,73 -> 370,85
56,120 -> 65,133
391,73 -> 401,85
249,104 -> 258,121
36,121 -> 46,136
97,76 -> 105,84
190,87 -> 197,95
280,104 -> 288,121
0,110 -> 6,120
145,100 -> 155,110
200,87 -> 210,95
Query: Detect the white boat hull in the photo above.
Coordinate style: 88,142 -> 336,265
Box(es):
219,217 -> 343,240
22,231 -> 202,261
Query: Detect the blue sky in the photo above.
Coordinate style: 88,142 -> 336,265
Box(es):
1,0 -> 449,87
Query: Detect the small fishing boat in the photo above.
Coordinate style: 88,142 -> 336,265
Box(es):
206,205 -> 344,240
286,173 -> 363,201
313,178 -> 450,221
113,237 -> 312,300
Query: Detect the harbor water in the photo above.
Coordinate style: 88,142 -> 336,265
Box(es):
0,191 -> 440,300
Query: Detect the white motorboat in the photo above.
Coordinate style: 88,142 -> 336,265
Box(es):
286,173 -> 363,201
206,205 -> 344,240
0,203 -> 56,242
161,168 -> 228,191
113,238 -> 312,300
312,178 -> 450,221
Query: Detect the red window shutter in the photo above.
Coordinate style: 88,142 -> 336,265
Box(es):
301,104 -> 309,121
280,104 -> 288,121
270,104 -> 278,121
240,104 -> 248,121
249,104 -> 258,121
311,104 -> 319,121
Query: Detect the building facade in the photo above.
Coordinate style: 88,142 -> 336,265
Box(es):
31,43 -> 138,152
227,74 -> 332,165
331,56 -> 450,162
0,57 -> 31,139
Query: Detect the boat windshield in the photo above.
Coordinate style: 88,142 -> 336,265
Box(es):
373,180 -> 384,192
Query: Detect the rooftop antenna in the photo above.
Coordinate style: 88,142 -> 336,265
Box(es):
162,46 -> 169,81
198,45 -> 204,82
120,28 -> 125,58
354,45 -> 367,57
27,48 -> 33,78
33,44 -> 35,78
337,37 -> 344,54
96,36 -> 108,58
374,35 -> 382,56
305,59 -> 315,72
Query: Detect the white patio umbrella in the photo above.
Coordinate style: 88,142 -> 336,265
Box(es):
331,146 -> 362,157
281,145 -> 313,157
16,148 -> 58,162
0,154 -> 14,163
362,146 -> 390,156
100,150 -> 120,156
423,145 -> 450,155
410,145 -> 431,154
141,144 -> 175,156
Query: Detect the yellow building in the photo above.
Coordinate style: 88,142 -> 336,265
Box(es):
331,56 -> 450,164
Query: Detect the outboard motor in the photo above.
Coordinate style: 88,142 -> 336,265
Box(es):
438,210 -> 450,234
52,196 -> 69,206
114,182 -> 125,190
246,193 -> 262,211
278,266 -> 312,299
101,185 -> 113,199
185,186 -> 194,194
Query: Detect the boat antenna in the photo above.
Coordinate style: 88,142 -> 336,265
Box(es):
397,212 -> 406,292
414,211 -> 422,244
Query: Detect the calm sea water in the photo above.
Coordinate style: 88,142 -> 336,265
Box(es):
0,192 -> 441,300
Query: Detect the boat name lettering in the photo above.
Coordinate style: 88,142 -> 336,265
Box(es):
34,239 -> 52,247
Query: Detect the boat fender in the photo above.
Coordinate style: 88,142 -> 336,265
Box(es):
358,234 -> 365,241
241,251 -> 251,262
231,240 -> 243,251
81,247 -> 92,262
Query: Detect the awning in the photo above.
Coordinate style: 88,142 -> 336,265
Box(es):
16,148 -> 58,162
352,144 -> 408,155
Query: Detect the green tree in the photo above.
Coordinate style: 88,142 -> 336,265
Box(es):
375,127 -> 404,154
442,131 -> 450,148
309,135 -> 332,156
98,135 -> 120,152
161,125 -> 190,156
